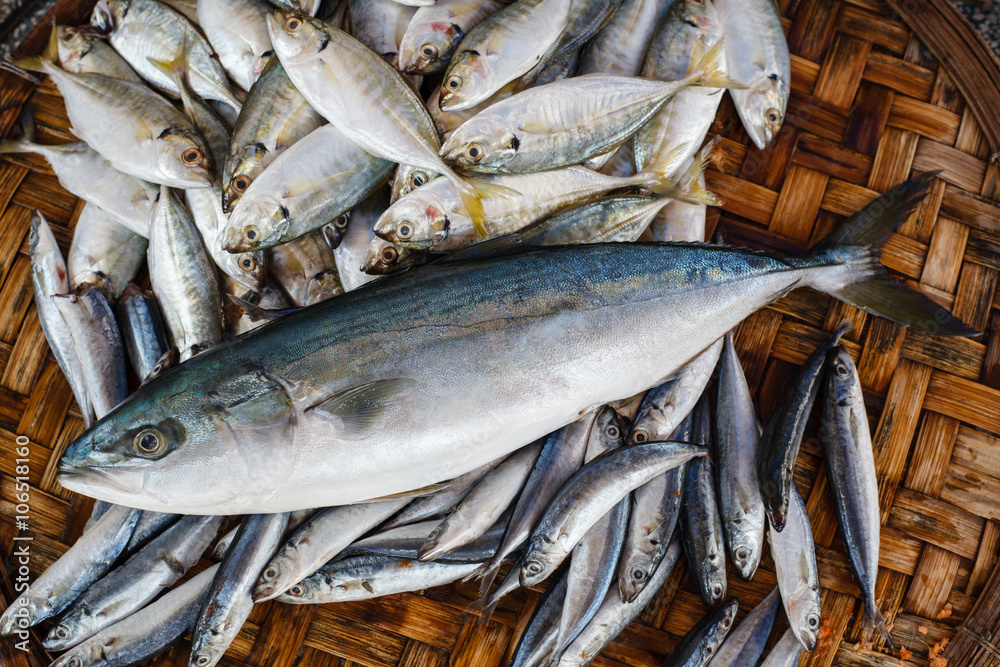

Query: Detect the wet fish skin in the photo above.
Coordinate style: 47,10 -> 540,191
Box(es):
269,228 -> 346,306
555,535 -> 682,666
510,568 -> 567,667
279,554 -> 482,603
770,483 -> 822,652
521,441 -> 707,587
253,499 -> 407,601
349,0 -> 416,69
0,505 -> 139,635
760,628 -> 803,667
333,194 -> 385,291
715,330 -> 766,580
399,0 -> 508,74
758,323 -> 850,532
629,339 -> 722,445
147,186 -> 222,361
190,512 -> 288,667
679,397 -> 727,608
706,587 -> 780,666
44,514 -> 221,650
820,345 -> 892,647
663,597 -> 739,667
576,0 -> 673,77
198,0 -> 273,92
116,283 -> 170,382
384,456 -> 508,530
68,203 -> 147,304
29,211 -> 93,425
186,187 -> 266,294
48,564 -> 219,667
222,56 -> 325,213
343,516 -> 505,562
55,24 -> 143,82
123,510 -> 182,554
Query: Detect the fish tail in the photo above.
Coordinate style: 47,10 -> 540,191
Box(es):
466,589 -> 501,625
454,174 -> 519,239
803,171 -> 977,336
475,560 -> 501,597
672,141 -> 723,207
640,144 -> 721,207
13,21 -> 59,72
147,37 -> 187,88
688,37 -> 745,90
863,601 -> 894,650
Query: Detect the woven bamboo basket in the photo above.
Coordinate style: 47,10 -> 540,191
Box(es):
3,0 -> 1000,665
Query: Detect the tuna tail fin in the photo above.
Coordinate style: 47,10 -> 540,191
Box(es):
862,602 -> 894,651
688,37 -> 745,91
806,172 -> 978,336
13,22 -> 59,72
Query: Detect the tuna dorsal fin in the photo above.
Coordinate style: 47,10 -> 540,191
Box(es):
441,234 -> 534,262
308,379 -> 415,435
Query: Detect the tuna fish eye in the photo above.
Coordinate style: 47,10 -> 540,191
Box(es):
410,171 -> 427,188
134,428 -> 167,456
397,223 -> 413,239
288,585 -> 305,597
232,175 -> 251,194
525,560 -> 543,575
194,654 -> 212,666
182,148 -> 203,166
238,254 -> 256,270
243,225 -> 260,244
632,429 -> 648,443
807,613 -> 820,628
464,143 -> 484,162
285,16 -> 303,32
421,44 -> 438,59
445,75 -> 463,91
766,108 -> 780,124
334,213 -> 350,229
604,424 -> 619,439
381,247 -> 398,263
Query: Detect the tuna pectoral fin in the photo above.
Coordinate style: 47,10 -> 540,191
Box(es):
308,378 -> 416,436
811,172 -> 977,336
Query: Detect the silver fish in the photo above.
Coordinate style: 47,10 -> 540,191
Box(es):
770,483 -> 822,652
398,0 -> 508,74
820,345 -> 892,647
68,203 -> 147,303
55,24 -> 143,82
116,283 -> 170,382
253,499 -> 407,601
509,568 -> 567,667
123,510 -> 182,554
333,194 -> 385,291
664,597 -> 738,667
0,505 -> 139,634
269,228 -> 346,306
147,186 -> 222,361
349,0 -> 416,67
48,564 -> 219,667
420,441 -> 541,561
186,188 -> 266,294
190,512 -> 288,667
44,515 -> 221,650
521,441 -> 706,587
760,628 -> 803,667
715,331 -> 765,580
349,517 -> 505,563
576,0 -> 672,76
360,235 -> 436,275
707,587 -> 780,666
197,0 -> 273,92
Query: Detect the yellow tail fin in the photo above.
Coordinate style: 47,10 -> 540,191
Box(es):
13,22 -> 59,73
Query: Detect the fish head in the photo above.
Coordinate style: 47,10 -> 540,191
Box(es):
727,528 -> 763,580
704,598 -> 740,658
391,165 -> 437,202
520,536 -> 562,588
190,624 -> 232,667
439,118 -> 518,172
89,0 -> 116,32
59,364 -> 295,512
361,237 -> 416,275
618,553 -> 656,602
591,405 -> 628,452
322,211 -> 351,249
305,269 -> 344,304
233,250 -> 268,292
55,26 -> 88,72
223,143 -> 270,213
278,574 -> 323,602
0,588 -> 49,635
253,552 -> 298,601
222,193 -> 292,251
399,23 -> 462,75
266,10 -> 329,64
827,345 -> 858,402
373,193 -> 449,249
439,50 -> 492,112
735,70 -> 788,150
43,612 -> 90,652
156,127 -> 215,188
28,210 -> 60,265
785,587 -> 822,652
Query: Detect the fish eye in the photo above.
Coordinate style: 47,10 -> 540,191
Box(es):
464,143 -> 484,162
194,654 -> 212,667
808,614 -> 820,628
61,29 -> 76,42
835,363 -> 849,377
243,225 -> 260,244
397,223 -> 413,239
67,658 -> 82,667
182,148 -> 203,166
632,429 -> 648,443
410,171 -> 426,188
262,566 -> 278,581
238,254 -> 256,270
735,546 -> 750,561
232,175 -> 251,194
711,583 -> 723,598
766,108 -> 781,124
604,424 -> 619,439
420,44 -> 438,59
53,625 -> 69,639
445,75 -> 462,91
631,568 -> 647,582
525,560 -> 544,575
380,247 -> 398,263
288,585 -> 305,597
334,213 -> 349,229
133,428 -> 167,456
285,16 -> 303,32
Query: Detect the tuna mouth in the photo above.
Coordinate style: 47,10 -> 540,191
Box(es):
57,463 -> 144,495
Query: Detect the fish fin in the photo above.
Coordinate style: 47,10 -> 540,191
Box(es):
467,591 -> 501,625
456,178 -> 519,239
670,144 -> 722,207
687,37 -> 745,90
367,483 -> 449,501
518,117 -> 554,134
637,143 -> 692,198
223,294 -> 297,322
13,22 -> 59,72
806,172 -> 977,336
441,234 -> 532,262
308,378 -> 416,436
863,602 -> 894,651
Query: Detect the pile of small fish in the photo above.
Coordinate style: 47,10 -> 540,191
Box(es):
0,0 -> 977,663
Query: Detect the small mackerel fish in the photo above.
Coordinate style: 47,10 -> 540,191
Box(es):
5,0 -> 981,660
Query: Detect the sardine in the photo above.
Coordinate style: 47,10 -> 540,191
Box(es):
222,56 -> 325,212
253,499 -> 407,601
0,505 -> 139,634
715,331 -> 765,580
758,322 -> 850,531
190,512 -> 288,667
707,587 -> 780,666
384,456 -> 508,529
116,283 -> 170,382
59,175 -> 975,515
67,203 -> 147,304
123,510 -> 182,554
509,569 -> 567,667
44,514 -> 221,650
820,345 -> 892,646
664,597 -> 738,667
770,483 -> 822,652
